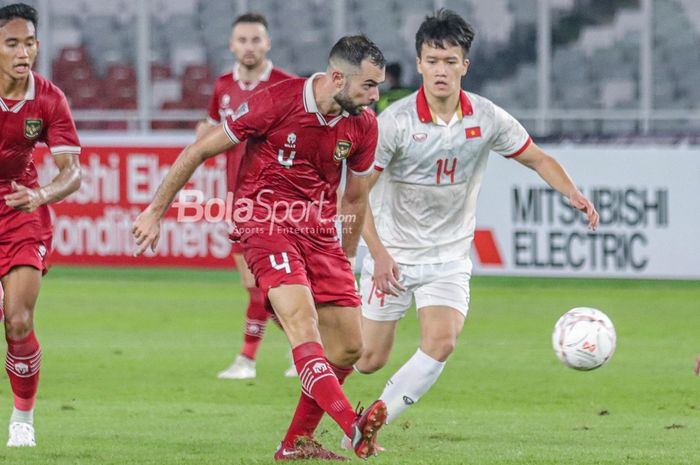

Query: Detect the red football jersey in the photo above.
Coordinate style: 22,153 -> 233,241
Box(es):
207,61 -> 294,193
0,72 -> 80,194
224,74 -> 377,235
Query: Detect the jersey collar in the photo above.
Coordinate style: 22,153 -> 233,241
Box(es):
416,85 -> 473,124
232,60 -> 273,91
0,71 -> 35,113
303,72 -> 349,127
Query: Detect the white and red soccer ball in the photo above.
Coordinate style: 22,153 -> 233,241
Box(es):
552,307 -> 616,371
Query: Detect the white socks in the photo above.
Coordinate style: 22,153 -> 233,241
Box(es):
10,407 -> 33,425
379,348 -> 445,424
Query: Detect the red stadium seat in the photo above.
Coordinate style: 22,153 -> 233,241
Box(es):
151,63 -> 173,80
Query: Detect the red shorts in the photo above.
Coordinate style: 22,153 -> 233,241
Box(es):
0,203 -> 53,278
241,227 -> 359,309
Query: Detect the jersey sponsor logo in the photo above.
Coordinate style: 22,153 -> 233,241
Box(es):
402,395 -> 415,405
230,102 -> 249,121
333,140 -> 352,162
465,126 -> 481,139
412,133 -> 428,142
37,245 -> 47,260
24,119 -> 42,140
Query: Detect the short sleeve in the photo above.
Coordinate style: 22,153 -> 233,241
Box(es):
45,92 -> 80,155
373,109 -> 400,171
206,84 -> 220,124
490,104 -> 531,158
347,114 -> 378,177
223,87 -> 277,145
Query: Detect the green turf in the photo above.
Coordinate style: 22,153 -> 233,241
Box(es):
1,267 -> 699,464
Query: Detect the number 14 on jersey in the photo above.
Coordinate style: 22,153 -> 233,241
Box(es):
436,158 -> 457,185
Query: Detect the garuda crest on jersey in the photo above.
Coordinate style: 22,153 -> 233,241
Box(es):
24,119 -> 42,140
333,140 -> 352,162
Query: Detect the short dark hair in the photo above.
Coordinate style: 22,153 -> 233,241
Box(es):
0,3 -> 38,30
232,12 -> 268,30
386,62 -> 402,80
415,8 -> 475,57
329,34 -> 385,69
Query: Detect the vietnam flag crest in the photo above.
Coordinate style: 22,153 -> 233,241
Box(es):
465,126 -> 481,139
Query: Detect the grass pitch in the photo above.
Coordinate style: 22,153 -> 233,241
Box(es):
1,267 -> 698,464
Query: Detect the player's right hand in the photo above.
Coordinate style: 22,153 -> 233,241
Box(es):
132,207 -> 161,256
372,250 -> 405,297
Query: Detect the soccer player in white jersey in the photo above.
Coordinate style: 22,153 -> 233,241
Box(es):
353,9 -> 600,425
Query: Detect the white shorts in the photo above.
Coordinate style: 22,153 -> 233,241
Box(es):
359,256 -> 471,321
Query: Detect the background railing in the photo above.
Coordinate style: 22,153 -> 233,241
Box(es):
9,0 -> 700,137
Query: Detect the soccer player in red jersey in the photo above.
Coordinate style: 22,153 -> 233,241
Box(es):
134,35 -> 387,460
195,13 -> 296,381
0,3 -> 81,448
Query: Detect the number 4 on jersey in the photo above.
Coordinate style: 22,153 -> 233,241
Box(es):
436,158 -> 457,185
269,252 -> 291,274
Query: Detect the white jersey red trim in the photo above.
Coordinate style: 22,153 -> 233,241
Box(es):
370,86 -> 531,266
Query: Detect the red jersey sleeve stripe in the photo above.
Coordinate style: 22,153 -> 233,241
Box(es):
49,145 -> 81,155
350,163 -> 375,177
374,165 -> 384,172
223,122 -> 241,144
504,137 -> 532,158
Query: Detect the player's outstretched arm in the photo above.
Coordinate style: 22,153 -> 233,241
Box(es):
515,142 -> 599,230
360,170 -> 404,296
132,125 -> 233,256
4,153 -> 80,214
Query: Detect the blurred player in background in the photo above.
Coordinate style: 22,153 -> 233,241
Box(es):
195,12 -> 296,381
353,9 -> 599,426
0,3 -> 81,447
694,354 -> 700,375
375,62 -> 412,114
133,35 -> 388,460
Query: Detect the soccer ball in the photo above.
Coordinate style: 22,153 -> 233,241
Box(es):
552,307 -> 616,371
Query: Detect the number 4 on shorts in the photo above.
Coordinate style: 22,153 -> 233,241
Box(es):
269,252 -> 291,274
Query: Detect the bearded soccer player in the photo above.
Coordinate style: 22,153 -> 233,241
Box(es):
0,3 -> 81,448
195,12 -> 295,380
353,9 -> 599,426
133,35 -> 387,460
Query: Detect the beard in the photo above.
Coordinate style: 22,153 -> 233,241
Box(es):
333,88 -> 363,116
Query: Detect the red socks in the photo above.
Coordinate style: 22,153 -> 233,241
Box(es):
283,342 -> 355,443
240,287 -> 267,360
5,331 -> 41,411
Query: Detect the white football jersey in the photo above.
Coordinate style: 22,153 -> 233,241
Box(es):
371,87 -> 531,267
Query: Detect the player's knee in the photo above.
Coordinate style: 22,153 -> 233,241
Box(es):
355,350 -> 388,374
4,307 -> 33,340
422,337 -> 456,362
339,340 -> 363,366
282,314 -> 320,344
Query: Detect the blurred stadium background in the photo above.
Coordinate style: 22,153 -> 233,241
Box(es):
4,0 -> 700,138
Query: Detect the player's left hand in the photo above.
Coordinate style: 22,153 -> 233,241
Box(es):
569,190 -> 599,231
132,207 -> 162,256
4,181 -> 46,213
694,354 -> 700,376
